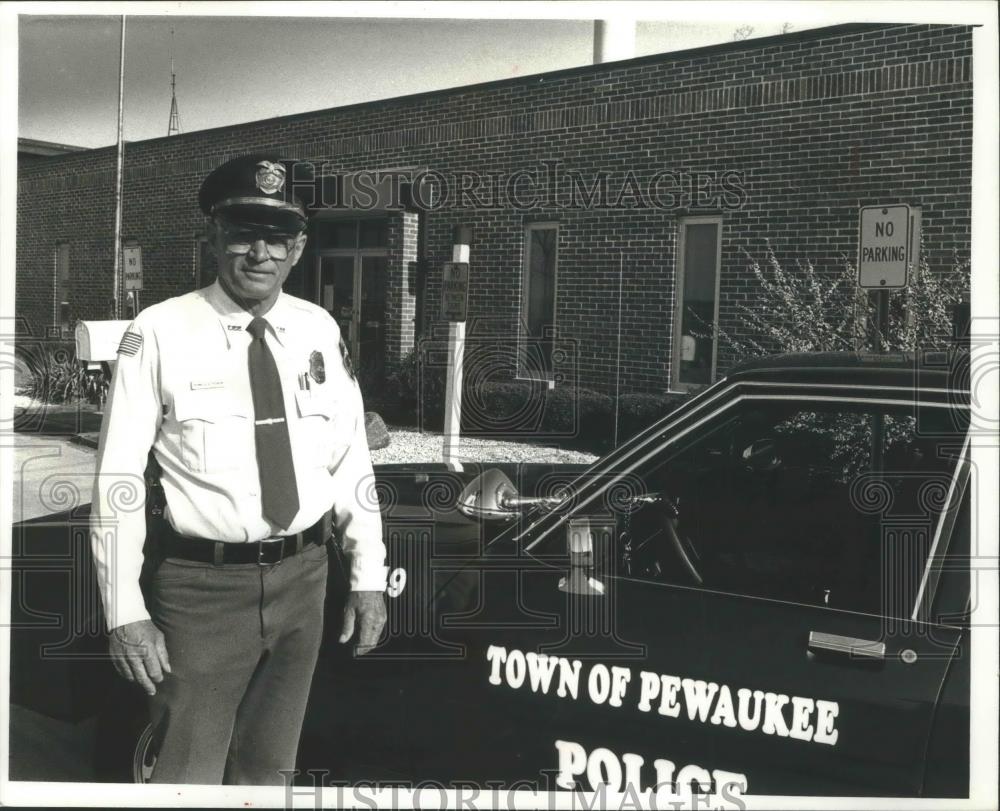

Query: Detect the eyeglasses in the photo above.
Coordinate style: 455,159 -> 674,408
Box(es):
222,228 -> 299,260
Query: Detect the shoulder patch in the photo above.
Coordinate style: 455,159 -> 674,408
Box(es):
117,330 -> 143,357
339,336 -> 356,381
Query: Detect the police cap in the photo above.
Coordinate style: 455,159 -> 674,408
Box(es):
198,154 -> 315,233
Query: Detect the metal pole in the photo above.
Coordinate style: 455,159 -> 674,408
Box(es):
111,15 -> 126,319
613,251 -> 623,448
871,288 -> 889,471
877,289 -> 890,350
868,288 -> 890,352
443,226 -> 471,472
593,19 -> 636,64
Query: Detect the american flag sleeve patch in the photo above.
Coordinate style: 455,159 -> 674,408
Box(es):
117,330 -> 143,357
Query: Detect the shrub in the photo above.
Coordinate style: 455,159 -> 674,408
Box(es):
390,352 -> 689,453
384,348 -> 447,428
16,344 -> 109,405
708,242 -> 969,359
356,363 -> 384,403
541,386 -> 614,450
700,241 -> 971,477
383,349 -> 416,409
464,382 -> 615,451
461,380 -> 541,434
615,392 -> 690,443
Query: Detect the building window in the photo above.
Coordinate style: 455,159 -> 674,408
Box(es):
672,218 -> 722,389
519,223 -> 559,380
54,243 -> 71,334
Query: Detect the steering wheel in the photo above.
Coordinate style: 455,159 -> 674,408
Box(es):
742,437 -> 782,472
623,494 -> 703,586
659,506 -> 704,586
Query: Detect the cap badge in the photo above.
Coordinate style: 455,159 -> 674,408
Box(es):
255,161 -> 285,195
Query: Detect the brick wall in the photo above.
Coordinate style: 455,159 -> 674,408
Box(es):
16,22 -> 973,394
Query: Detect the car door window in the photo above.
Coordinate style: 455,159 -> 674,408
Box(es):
612,400 -> 964,618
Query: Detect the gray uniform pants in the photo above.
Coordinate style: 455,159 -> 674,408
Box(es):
144,541 -> 329,784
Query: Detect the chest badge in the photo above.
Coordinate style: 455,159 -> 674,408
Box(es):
309,350 -> 326,384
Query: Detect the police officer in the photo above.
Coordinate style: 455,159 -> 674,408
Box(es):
90,154 -> 387,785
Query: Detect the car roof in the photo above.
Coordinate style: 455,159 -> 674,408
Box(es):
725,350 -> 970,391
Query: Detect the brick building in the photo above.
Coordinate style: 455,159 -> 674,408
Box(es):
15,22 -> 972,397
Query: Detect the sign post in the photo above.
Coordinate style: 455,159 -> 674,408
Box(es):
858,204 -> 911,350
442,227 -> 472,471
858,204 -> 911,472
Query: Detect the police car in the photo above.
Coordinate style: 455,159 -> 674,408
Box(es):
8,351 -> 973,799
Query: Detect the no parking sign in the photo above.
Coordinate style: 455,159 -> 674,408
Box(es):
858,205 -> 910,288
440,261 -> 469,321
123,246 -> 143,291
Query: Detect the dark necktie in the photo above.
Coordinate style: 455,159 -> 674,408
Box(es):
247,316 -> 299,529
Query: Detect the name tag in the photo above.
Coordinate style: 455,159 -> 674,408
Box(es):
191,380 -> 225,391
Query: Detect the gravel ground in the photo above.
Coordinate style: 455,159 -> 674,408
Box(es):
12,396 -> 598,466
369,427 -> 598,466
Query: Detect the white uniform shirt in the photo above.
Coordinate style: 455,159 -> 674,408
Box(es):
90,280 -> 387,630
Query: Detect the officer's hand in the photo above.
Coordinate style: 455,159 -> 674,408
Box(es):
338,591 -> 387,655
109,619 -> 171,696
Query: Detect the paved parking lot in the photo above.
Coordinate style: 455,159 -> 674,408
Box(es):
6,399 -> 596,525
9,433 -> 97,524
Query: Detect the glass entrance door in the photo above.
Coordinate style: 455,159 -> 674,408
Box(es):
316,252 -> 388,387
318,256 -> 355,338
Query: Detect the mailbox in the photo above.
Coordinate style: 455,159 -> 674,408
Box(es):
75,320 -> 132,371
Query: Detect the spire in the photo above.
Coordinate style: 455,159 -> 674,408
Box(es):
167,27 -> 181,136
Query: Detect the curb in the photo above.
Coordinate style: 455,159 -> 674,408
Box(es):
69,433 -> 100,450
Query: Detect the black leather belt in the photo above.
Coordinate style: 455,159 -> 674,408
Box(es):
159,520 -> 327,566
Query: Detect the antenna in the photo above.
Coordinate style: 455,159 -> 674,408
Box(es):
167,27 -> 181,136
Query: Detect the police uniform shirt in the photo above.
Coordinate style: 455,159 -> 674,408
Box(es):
90,280 -> 388,630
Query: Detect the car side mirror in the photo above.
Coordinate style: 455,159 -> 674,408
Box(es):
457,468 -> 519,521
457,469 -> 565,522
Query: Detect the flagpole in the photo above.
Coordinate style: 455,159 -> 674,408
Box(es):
111,14 -> 126,319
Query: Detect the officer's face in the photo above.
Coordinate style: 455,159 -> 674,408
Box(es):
211,221 -> 307,310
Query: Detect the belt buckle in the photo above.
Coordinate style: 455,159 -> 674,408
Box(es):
257,539 -> 283,566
